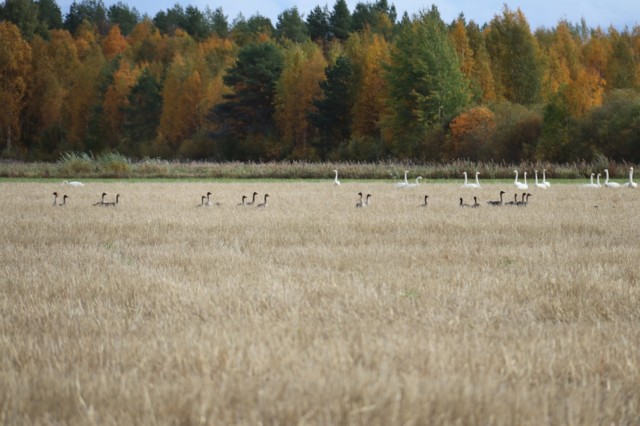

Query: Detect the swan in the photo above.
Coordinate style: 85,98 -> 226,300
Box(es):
596,173 -> 602,187
356,192 -> 364,208
237,195 -> 247,206
395,171 -> 409,188
333,170 -> 341,186
246,192 -> 258,206
604,169 -> 621,188
92,192 -> 107,206
364,194 -> 372,206
62,180 -> 84,187
419,195 -> 428,207
459,197 -> 471,208
462,172 -> 475,188
471,196 -> 480,208
103,194 -> 120,206
582,173 -> 598,188
542,169 -> 551,187
534,170 -> 547,189
514,170 -> 528,190
623,167 -> 637,188
487,191 -> 505,206
52,192 -> 58,206
257,194 -> 269,208
406,176 -> 423,188
465,172 -> 481,188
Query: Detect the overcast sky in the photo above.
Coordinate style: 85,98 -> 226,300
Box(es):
59,0 -> 640,30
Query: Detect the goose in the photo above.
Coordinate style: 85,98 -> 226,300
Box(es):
395,171 -> 409,188
534,170 -> 547,189
406,176 -> 423,188
459,197 -> 471,208
471,196 -> 480,208
246,192 -> 258,206
62,180 -> 84,187
603,169 -> 621,188
103,194 -> 120,206
196,195 -> 206,207
542,169 -> 551,187
505,193 -> 518,205
623,167 -> 637,188
364,194 -> 372,206
525,193 -> 532,205
487,191 -> 505,206
92,192 -> 107,206
356,192 -> 364,208
58,195 -> 69,206
419,195 -> 428,207
257,194 -> 269,208
52,192 -> 58,206
516,192 -> 527,206
514,170 -> 528,190
333,169 -> 341,186
237,195 -> 247,206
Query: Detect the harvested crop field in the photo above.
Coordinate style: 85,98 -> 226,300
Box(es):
1,180 -> 639,425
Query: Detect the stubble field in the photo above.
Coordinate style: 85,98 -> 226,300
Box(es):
1,180 -> 639,425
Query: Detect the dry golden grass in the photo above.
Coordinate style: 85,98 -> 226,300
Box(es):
1,180 -> 639,425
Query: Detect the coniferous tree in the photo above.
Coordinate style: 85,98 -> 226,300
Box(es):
123,68 -> 162,147
329,0 -> 351,41
309,55 -> 353,160
276,7 -> 308,43
307,5 -> 330,43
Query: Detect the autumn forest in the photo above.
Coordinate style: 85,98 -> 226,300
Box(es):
1,0 -> 640,163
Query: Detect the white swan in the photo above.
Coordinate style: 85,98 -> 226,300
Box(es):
63,180 -> 84,187
604,169 -> 621,188
333,170 -> 341,186
534,170 -> 547,189
462,172 -> 474,188
406,176 -> 423,188
514,170 -> 528,190
472,172 -> 481,188
395,171 -> 409,188
623,167 -> 637,188
582,173 -> 599,188
542,169 -> 551,187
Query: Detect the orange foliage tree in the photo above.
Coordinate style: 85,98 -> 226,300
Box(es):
448,106 -> 496,160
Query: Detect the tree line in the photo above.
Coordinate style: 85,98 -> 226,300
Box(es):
1,0 -> 640,163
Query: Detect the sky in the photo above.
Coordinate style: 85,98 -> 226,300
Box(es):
58,0 -> 640,30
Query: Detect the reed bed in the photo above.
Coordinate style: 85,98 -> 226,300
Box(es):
0,155 -> 637,180
1,180 -> 639,425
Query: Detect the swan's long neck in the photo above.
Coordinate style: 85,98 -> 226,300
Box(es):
334,170 -> 339,181
463,172 -> 468,185
404,171 -> 408,183
605,169 -> 609,183
543,169 -> 547,182
475,173 -> 480,185
514,171 -> 519,184
596,174 -> 601,185
630,168 -> 634,183
523,172 -> 527,184
590,174 -> 594,184
535,171 -> 539,184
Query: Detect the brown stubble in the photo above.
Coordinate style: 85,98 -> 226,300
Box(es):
1,181 -> 639,425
